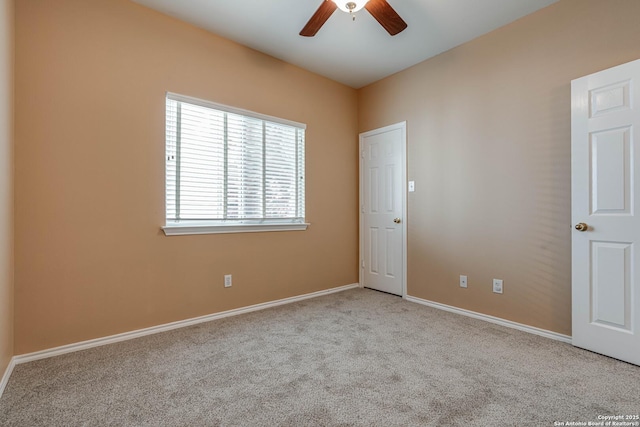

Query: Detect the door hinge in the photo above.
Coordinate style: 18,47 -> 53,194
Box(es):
361,260 -> 365,268
361,150 -> 365,159
361,205 -> 365,213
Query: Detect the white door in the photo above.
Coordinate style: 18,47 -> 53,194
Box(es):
360,122 -> 406,296
571,59 -> 640,366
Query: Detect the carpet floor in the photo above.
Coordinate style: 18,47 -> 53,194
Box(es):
0,288 -> 638,426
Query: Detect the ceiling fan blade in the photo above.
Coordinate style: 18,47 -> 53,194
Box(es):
365,0 -> 407,36
300,1 -> 338,37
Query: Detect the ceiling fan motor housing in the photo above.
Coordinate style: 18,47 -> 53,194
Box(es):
335,0 -> 368,13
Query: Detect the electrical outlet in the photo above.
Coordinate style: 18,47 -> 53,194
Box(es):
459,275 -> 467,288
493,279 -> 503,294
224,274 -> 232,288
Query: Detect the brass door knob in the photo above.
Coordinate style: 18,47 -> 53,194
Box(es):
393,218 -> 401,224
575,223 -> 588,232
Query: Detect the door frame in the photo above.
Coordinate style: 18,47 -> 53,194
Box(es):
359,121 -> 408,298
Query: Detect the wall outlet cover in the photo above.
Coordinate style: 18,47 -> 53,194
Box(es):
493,279 -> 503,294
460,275 -> 468,288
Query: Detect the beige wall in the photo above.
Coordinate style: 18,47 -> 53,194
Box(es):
0,0 -> 14,374
14,0 -> 358,354
358,0 -> 640,335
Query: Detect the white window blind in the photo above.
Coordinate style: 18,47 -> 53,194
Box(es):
165,93 -> 306,233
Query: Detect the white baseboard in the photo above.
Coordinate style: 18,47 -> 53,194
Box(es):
405,295 -> 572,344
0,356 -> 16,399
13,283 -> 360,367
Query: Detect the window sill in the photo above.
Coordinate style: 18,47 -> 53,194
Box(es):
162,222 -> 310,236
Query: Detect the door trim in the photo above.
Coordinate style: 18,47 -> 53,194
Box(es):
359,121 -> 407,298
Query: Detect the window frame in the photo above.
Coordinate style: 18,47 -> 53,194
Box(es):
162,93 -> 309,236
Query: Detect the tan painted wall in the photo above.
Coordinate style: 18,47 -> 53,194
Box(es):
358,0 -> 640,335
0,0 -> 14,374
14,0 -> 358,354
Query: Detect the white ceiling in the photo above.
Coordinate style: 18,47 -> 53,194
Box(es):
131,0 -> 558,88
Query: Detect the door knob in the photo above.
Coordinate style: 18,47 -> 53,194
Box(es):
575,222 -> 588,232
393,218 -> 401,224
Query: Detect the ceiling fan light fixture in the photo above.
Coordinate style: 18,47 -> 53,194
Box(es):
333,0 -> 369,14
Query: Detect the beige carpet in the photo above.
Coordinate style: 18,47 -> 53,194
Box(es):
0,288 -> 638,426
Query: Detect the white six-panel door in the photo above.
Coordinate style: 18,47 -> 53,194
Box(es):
360,122 -> 406,296
571,59 -> 640,365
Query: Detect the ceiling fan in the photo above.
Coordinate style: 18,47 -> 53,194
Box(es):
300,0 -> 407,37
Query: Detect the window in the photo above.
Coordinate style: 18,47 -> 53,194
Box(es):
163,93 -> 307,235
